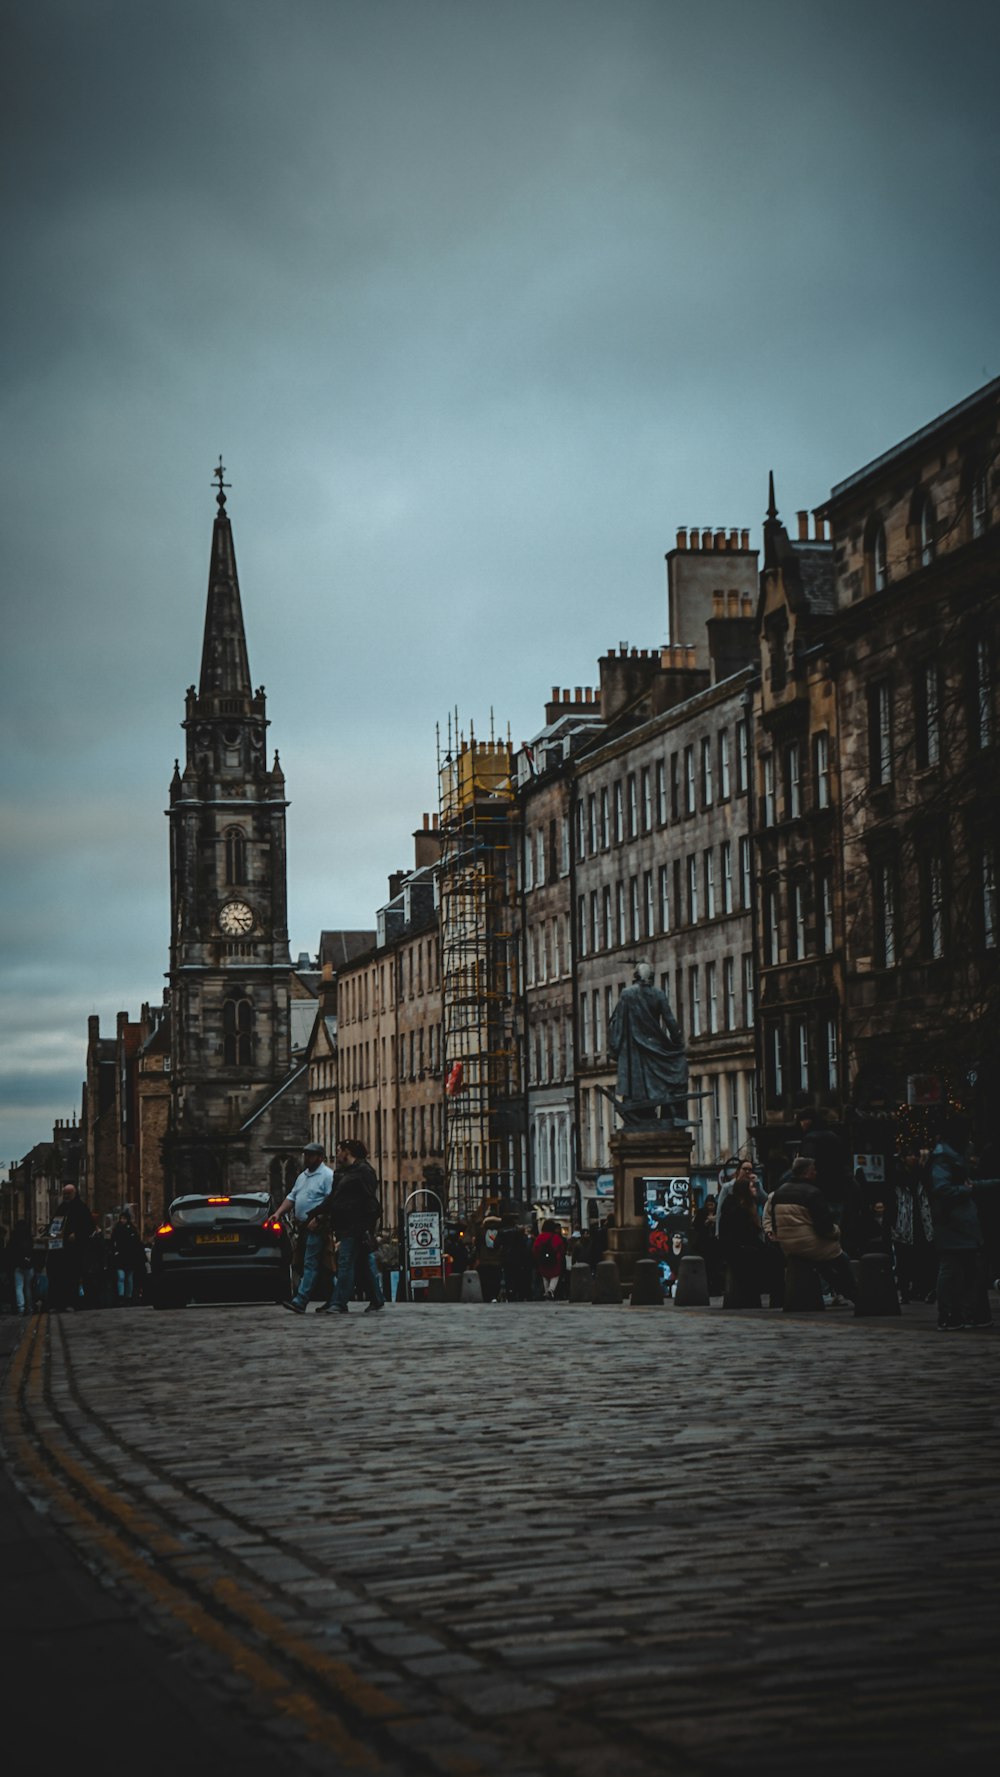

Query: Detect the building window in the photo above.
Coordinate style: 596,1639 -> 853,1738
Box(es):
973,637 -> 993,750
525,830 -> 535,889
870,520 -> 888,592
819,864 -> 834,955
616,882 -> 626,945
575,803 -> 585,864
719,729 -> 731,800
587,794 -> 597,855
794,1020 -> 809,1094
972,467 -> 989,538
603,885 -> 613,950
552,918 -> 561,978
814,732 -> 830,809
689,967 -> 702,1038
706,960 -> 718,1034
627,774 -> 638,839
701,736 -> 713,807
691,1074 -> 703,1161
579,994 -> 590,1059
704,848 -> 716,919
763,753 -> 777,826
536,829 -> 546,886
823,1017 -> 838,1091
869,680 -> 893,787
916,662 -> 941,768
630,876 -> 640,941
687,855 -> 699,924
721,841 -> 733,914
724,956 -> 736,1031
765,884 -> 779,966
223,994 -> 254,1066
641,767 -> 652,832
560,817 -> 570,874
736,718 -> 749,795
670,752 -> 680,821
224,827 -> 247,885
590,890 -> 600,954
577,894 -> 587,957
593,990 -> 603,1055
658,863 -> 670,932
920,845 -> 946,960
684,745 -> 696,815
873,860 -> 897,967
727,1073 -> 740,1156
614,781 -> 624,843
792,880 -> 807,960
644,870 -> 655,937
767,611 -> 788,694
656,759 -> 667,825
769,1026 -> 784,1102
785,741 -> 801,819
710,1075 -> 722,1159
599,788 -> 609,849
983,846 -> 997,950
740,836 -> 752,910
916,492 -> 936,567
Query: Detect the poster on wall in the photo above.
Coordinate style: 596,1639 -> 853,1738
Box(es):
641,1177 -> 690,1295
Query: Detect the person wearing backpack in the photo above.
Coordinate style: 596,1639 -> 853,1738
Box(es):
532,1219 -> 566,1300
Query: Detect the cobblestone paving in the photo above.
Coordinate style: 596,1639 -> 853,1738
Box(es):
8,1301 -> 999,1774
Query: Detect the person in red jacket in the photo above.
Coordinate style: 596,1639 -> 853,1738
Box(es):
532,1219 -> 566,1300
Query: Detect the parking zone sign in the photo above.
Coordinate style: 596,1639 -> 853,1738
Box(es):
407,1210 -> 442,1270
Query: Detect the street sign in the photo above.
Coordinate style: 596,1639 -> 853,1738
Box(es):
407,1209 -> 442,1270
853,1153 -> 885,1184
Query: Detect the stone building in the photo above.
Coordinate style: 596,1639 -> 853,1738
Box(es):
135,1000 -> 171,1234
572,614 -> 758,1203
514,688 -> 603,1222
751,490 -> 841,1164
820,378 -> 1000,1145
164,475 -> 309,1199
332,819 -> 444,1235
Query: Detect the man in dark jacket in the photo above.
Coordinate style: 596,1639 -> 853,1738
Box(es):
319,1140 -> 385,1316
929,1130 -> 992,1331
764,1156 -> 857,1302
51,1184 -> 95,1311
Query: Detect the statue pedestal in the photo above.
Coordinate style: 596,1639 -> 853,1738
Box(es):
606,1127 -> 693,1285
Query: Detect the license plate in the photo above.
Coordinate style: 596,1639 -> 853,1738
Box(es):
194,1233 -> 241,1245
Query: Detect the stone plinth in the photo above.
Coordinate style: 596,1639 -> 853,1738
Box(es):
606,1126 -> 693,1285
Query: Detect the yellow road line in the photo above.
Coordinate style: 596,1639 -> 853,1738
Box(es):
1,1319 -> 389,1769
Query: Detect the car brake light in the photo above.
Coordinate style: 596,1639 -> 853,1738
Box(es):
265,1219 -> 283,1232
206,1196 -> 230,1204
156,1223 -> 173,1237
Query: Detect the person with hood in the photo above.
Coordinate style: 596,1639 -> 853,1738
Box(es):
110,1212 -> 145,1305
320,1139 -> 385,1316
763,1155 -> 856,1302
8,1219 -> 34,1316
929,1121 -> 992,1331
717,1173 -> 765,1305
532,1219 -> 566,1300
50,1183 -> 95,1311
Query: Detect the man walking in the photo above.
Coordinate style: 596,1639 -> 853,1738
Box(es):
51,1183 -> 95,1311
320,1139 -> 385,1316
274,1142 -> 334,1314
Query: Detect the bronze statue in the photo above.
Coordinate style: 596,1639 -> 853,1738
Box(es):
608,962 -> 689,1128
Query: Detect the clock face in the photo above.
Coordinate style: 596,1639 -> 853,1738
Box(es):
219,900 -> 254,936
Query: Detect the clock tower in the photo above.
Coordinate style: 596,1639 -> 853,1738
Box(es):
165,466 -> 307,1197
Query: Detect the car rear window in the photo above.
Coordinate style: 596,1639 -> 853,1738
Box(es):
169,1199 -> 268,1226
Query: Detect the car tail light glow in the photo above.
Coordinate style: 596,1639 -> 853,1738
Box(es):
265,1219 -> 283,1232
156,1223 -> 173,1237
206,1196 -> 231,1204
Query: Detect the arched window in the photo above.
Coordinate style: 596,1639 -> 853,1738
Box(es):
225,827 -> 247,886
911,490 -> 936,568
223,993 -> 254,1066
864,515 -> 888,593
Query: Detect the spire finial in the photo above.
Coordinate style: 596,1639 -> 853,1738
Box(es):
213,455 -> 231,512
767,469 -> 777,521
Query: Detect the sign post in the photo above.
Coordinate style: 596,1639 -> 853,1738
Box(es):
402,1188 -> 446,1301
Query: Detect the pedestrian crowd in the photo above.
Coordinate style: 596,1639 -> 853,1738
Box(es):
0,1185 -> 147,1315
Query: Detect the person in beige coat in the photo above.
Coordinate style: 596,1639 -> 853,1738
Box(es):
764,1156 -> 856,1302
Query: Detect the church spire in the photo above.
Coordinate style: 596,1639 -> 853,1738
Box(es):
198,457 -> 252,703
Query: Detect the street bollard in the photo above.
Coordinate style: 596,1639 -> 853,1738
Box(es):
673,1254 -> 709,1306
722,1265 -> 761,1309
854,1252 -> 901,1317
459,1270 -> 483,1303
630,1259 -> 663,1306
593,1259 -> 622,1304
426,1276 -> 446,1302
782,1258 -> 825,1312
569,1263 -> 593,1304
445,1273 -> 463,1302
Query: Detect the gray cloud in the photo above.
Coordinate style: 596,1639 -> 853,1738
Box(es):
2,0 -> 998,1159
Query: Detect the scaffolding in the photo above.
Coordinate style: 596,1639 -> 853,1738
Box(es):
437,716 -> 523,1224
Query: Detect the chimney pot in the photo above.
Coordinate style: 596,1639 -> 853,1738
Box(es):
714,529 -> 726,550
574,687 -> 582,702
814,512 -> 826,541
676,527 -> 688,550
551,686 -> 559,700
741,529 -> 750,549
797,510 -> 809,541
729,528 -> 739,549
562,687 -> 570,700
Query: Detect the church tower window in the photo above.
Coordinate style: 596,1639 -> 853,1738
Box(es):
223,994 -> 255,1065
225,826 -> 247,885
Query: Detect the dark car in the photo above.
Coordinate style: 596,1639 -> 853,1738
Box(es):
150,1193 -> 291,1309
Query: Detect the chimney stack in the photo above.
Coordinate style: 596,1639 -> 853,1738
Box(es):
797,510 -> 809,541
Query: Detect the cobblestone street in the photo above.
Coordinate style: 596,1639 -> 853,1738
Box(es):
3,1300 -> 998,1775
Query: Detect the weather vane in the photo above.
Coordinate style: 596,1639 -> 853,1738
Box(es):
213,455 -> 231,510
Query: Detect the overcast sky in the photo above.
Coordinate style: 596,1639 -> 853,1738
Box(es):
2,0 -> 998,1167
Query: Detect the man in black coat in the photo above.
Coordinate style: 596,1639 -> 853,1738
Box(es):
51,1184 -> 95,1311
318,1140 -> 385,1316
